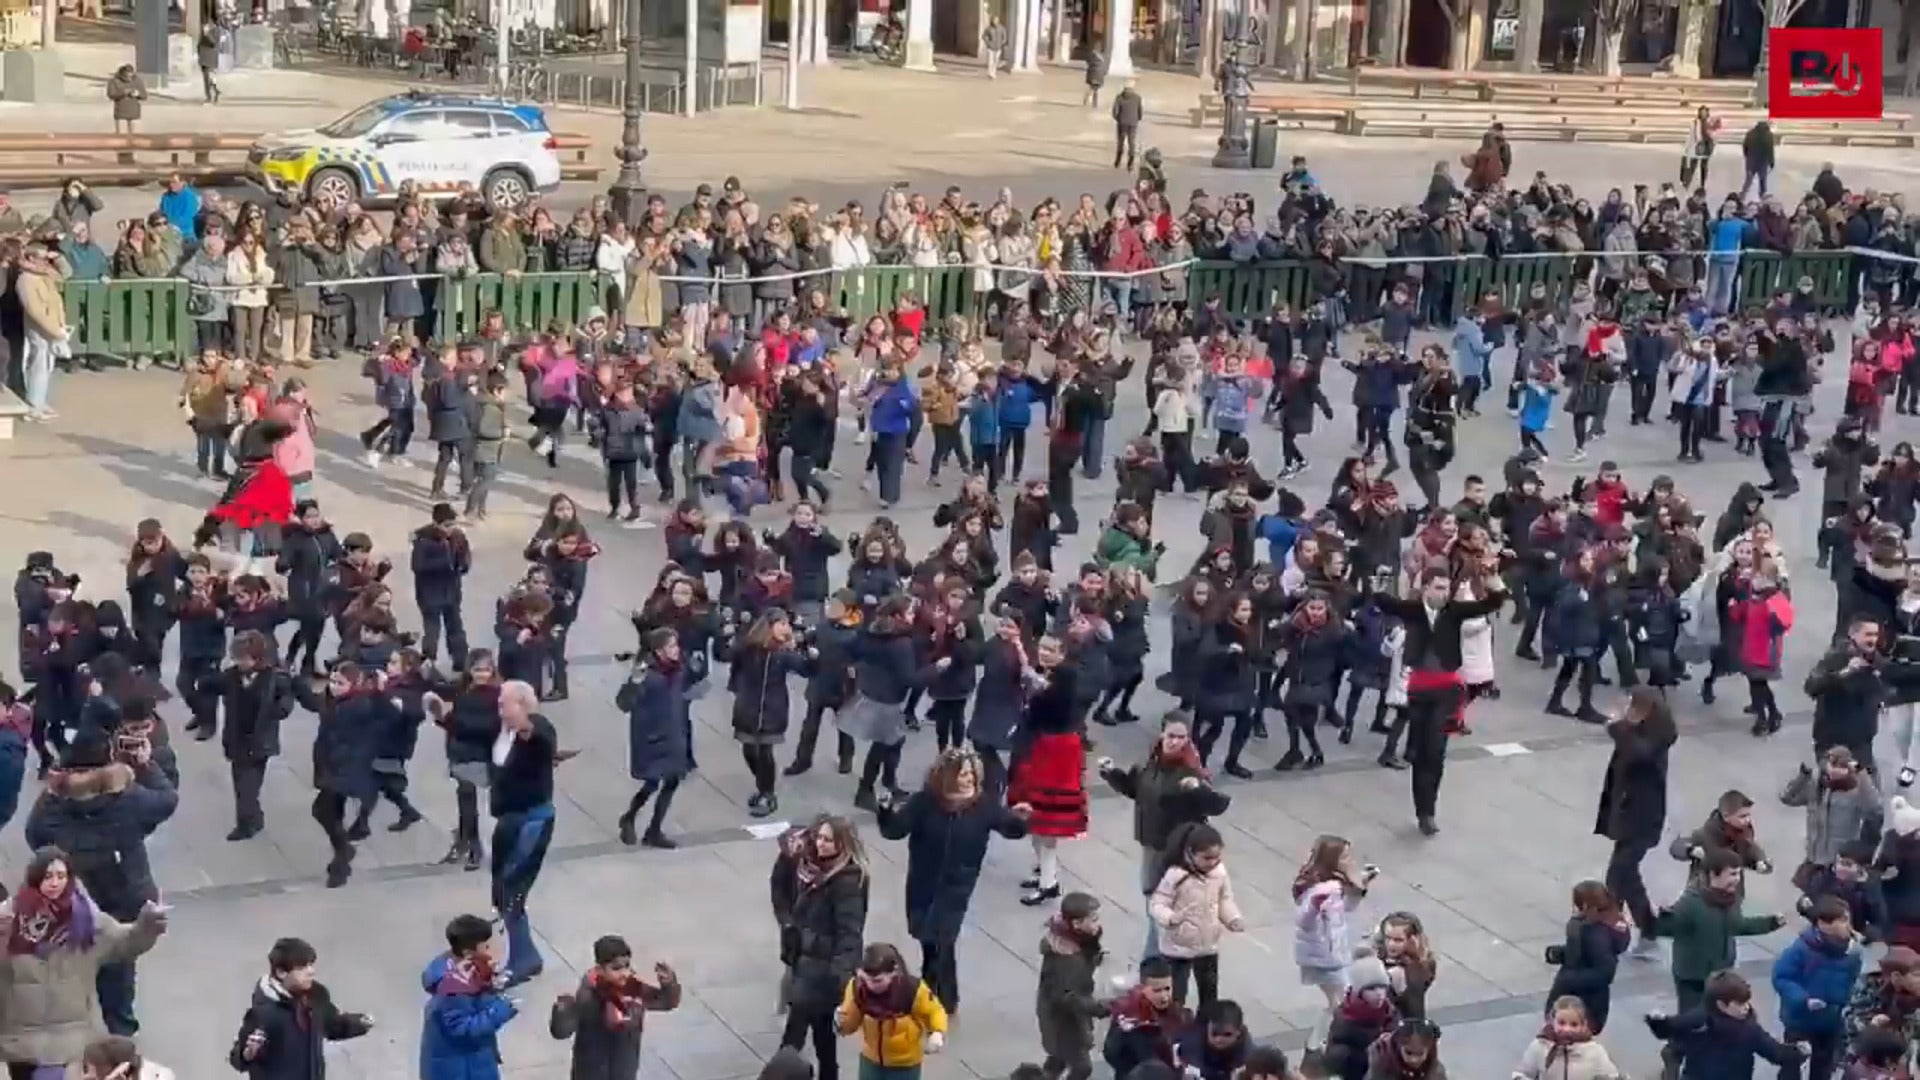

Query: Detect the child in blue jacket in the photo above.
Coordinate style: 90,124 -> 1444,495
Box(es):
966,369 -> 1004,492
996,361 -> 1042,481
421,914 -> 519,1080
1772,895 -> 1863,1080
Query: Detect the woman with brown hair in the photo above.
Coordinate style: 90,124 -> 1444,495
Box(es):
772,816 -> 869,1080
1543,881 -> 1630,1033
717,609 -> 816,819
1371,911 -> 1438,1021
1291,834 -> 1378,1053
876,749 -> 1031,1014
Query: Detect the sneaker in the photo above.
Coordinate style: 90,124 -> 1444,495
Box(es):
1567,449 -> 1589,463
1903,767 -> 1917,788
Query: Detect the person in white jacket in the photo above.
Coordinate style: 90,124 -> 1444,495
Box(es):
1147,822 -> 1244,1008
595,221 -> 638,308
1511,997 -> 1625,1080
226,231 -> 275,362
828,214 -> 873,270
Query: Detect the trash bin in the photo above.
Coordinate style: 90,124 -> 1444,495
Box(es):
1251,119 -> 1280,169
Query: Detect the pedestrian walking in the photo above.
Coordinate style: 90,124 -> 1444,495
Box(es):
981,17 -> 1007,77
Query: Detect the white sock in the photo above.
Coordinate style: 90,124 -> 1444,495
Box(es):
1032,836 -> 1059,889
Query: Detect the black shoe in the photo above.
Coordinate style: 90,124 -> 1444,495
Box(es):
1544,702 -> 1575,718
465,844 -> 484,872
837,753 -> 855,775
389,808 -> 424,833
1337,724 -> 1354,745
641,829 -> 678,849
438,837 -> 466,864
1250,717 -> 1269,740
1091,708 -> 1118,727
618,815 -> 638,846
1417,816 -> 1439,836
325,860 -> 350,888
853,787 -> 878,813
1273,750 -> 1304,772
783,759 -> 812,777
1223,760 -> 1252,779
193,725 -> 217,742
1815,555 -> 1831,570
345,819 -> 372,842
748,792 -> 776,819
1575,708 -> 1608,725
226,825 -> 254,842
1701,682 -> 1716,704
1369,718 -> 1392,735
1515,647 -> 1541,662
1112,708 -> 1140,724
1378,753 -> 1408,770
1303,752 -> 1325,770
1019,884 -> 1062,907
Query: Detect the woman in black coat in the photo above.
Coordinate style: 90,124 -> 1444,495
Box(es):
1544,880 -> 1631,1034
771,815 -> 868,1080
293,661 -> 391,887
716,610 -> 815,819
1593,685 -> 1676,952
876,749 -> 1029,1014
274,501 -> 341,677
432,651 -> 502,871
968,621 -> 1029,794
614,627 -> 692,849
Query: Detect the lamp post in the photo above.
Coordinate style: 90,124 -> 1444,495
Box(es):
608,0 -> 648,227
1210,21 -> 1255,168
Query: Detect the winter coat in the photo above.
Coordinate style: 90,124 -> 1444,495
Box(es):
23,761 -> 177,921
1593,717 -> 1672,850
715,642 -> 810,744
410,526 -> 470,613
1647,1007 -> 1799,1080
274,525 -> 343,621
966,638 -> 1027,752
1295,878 -> 1362,972
300,686 -> 388,803
106,71 -> 145,121
418,954 -> 518,1080
1771,927 -> 1862,1034
426,377 -> 474,445
1803,772 -> 1883,869
1511,1037 -> 1624,1080
0,892 -> 164,1067
878,791 -> 1028,943
1729,591 -> 1792,677
836,977 -> 946,1069
782,863 -> 868,1013
595,403 -> 649,463
228,975 -> 372,1080
1149,862 -> 1243,958
1035,926 -> 1107,1061
547,971 -> 680,1080
1804,647 -> 1886,755
1544,916 -> 1629,1034
212,668 -> 296,763
767,527 -> 842,603
1650,885 -> 1781,983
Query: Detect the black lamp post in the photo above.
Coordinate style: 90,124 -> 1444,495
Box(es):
1210,25 -> 1256,169
607,0 -> 648,227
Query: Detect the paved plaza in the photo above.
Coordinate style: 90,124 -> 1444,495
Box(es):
0,38 -> 1904,1080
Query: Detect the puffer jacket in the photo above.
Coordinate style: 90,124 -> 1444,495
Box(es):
1149,862 -> 1243,959
1295,878 -> 1361,972
1511,1037 -> 1624,1080
0,892 -> 165,1066
23,761 -> 177,921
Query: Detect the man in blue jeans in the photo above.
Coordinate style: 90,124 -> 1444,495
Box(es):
1705,202 -> 1755,316
867,365 -> 918,508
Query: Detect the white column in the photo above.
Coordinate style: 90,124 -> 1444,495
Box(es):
1105,0 -> 1134,74
1052,0 -> 1072,61
784,0 -> 800,105
904,0 -> 934,68
683,0 -> 697,116
806,0 -> 831,63
1024,0 -> 1044,65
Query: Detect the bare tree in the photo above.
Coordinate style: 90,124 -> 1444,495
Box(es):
1298,0 -> 1318,78
1593,0 -> 1638,75
1752,0 -> 1813,103
1900,0 -> 1920,96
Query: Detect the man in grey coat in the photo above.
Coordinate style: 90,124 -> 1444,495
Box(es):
981,17 -> 1008,78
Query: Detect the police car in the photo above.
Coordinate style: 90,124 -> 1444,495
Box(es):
246,91 -> 564,210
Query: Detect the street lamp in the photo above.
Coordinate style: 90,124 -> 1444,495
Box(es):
608,0 -> 648,227
1209,20 -> 1256,169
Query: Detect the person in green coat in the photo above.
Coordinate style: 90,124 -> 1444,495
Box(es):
1094,505 -> 1164,581
1650,847 -> 1786,1013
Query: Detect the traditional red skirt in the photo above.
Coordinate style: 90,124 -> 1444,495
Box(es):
209,460 -> 295,530
1009,731 -> 1087,838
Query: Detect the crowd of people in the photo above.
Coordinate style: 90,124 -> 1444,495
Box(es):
2,137 -> 1920,1080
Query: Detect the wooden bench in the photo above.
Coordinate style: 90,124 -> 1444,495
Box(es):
1189,93 -> 1358,128
0,385 -> 32,439
1347,68 -> 1756,104
1347,114 -> 1918,147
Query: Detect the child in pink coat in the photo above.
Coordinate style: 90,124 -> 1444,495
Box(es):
1729,572 -> 1792,736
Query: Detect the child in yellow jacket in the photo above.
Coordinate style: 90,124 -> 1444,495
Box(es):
836,943 -> 949,1080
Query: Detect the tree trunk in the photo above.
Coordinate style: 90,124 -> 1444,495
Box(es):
1299,0 -> 1317,78
1198,0 -> 1218,78
1600,23 -> 1624,73
1905,18 -> 1920,96
1753,0 -> 1811,97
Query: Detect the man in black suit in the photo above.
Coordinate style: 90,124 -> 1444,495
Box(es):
1368,566 -> 1507,836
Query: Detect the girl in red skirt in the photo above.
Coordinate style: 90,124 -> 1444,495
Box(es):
1009,634 -> 1085,907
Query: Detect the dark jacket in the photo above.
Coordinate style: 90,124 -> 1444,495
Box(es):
595,402 -> 649,463
1645,1006 -> 1800,1080
1036,925 -> 1107,1061
410,525 -> 471,612
716,640 -> 812,742
852,624 -> 919,706
23,760 -> 176,920
1593,716 -> 1673,849
779,862 -> 868,1012
1101,757 -> 1231,852
616,663 -> 693,782
1804,645 -> 1886,754
767,526 -> 843,604
877,790 -> 1028,943
548,970 -> 682,1080
296,683 -> 388,802
1544,916 -> 1629,1033
228,975 -> 372,1080
208,667 -> 296,762
275,525 -> 343,620
426,376 -> 474,444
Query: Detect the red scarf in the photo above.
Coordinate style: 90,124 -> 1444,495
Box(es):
588,969 -> 648,1030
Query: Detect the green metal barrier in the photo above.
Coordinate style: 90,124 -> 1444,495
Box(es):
64,279 -> 191,361
59,250 -> 1867,362
433,271 -> 609,342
